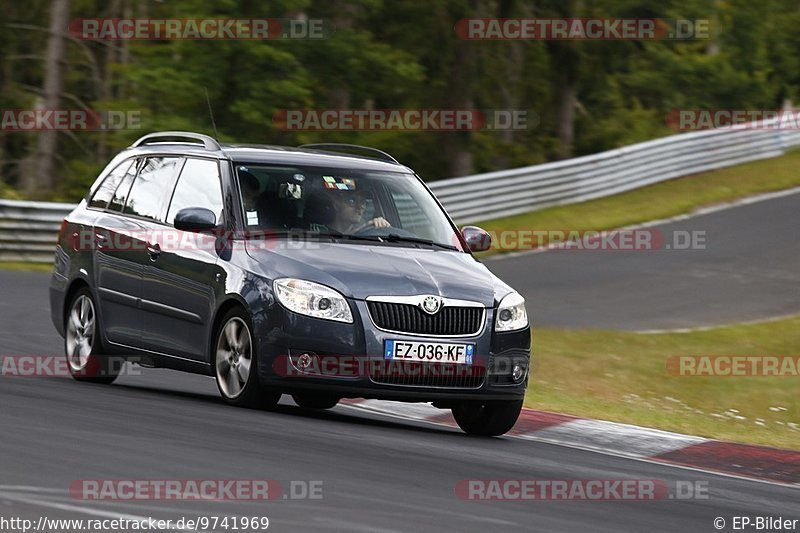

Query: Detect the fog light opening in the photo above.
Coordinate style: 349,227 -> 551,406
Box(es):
512,364 -> 526,382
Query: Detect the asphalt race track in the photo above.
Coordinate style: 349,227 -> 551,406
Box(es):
487,189 -> 800,330
1,192 -> 799,532
1,368 -> 799,532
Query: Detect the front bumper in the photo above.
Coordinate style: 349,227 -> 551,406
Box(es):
254,299 -> 531,402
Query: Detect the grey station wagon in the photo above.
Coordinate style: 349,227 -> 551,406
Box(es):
50,131 -> 531,436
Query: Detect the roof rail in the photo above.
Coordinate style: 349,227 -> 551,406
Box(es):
298,143 -> 400,164
131,131 -> 221,151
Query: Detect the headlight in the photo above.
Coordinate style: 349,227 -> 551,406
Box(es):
273,278 -> 353,323
495,291 -> 528,332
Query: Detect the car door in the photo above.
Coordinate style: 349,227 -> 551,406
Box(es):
91,157 -> 150,347
139,157 -> 226,361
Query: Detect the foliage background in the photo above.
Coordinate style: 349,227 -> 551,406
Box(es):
0,0 -> 798,201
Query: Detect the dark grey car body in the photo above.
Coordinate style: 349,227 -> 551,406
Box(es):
49,138 -> 531,404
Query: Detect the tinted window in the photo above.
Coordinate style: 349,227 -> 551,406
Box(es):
89,160 -> 134,209
108,159 -> 140,212
166,158 -> 223,225
123,157 -> 183,222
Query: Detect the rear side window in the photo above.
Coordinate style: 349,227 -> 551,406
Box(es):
108,160 -> 141,212
123,157 -> 183,222
89,160 -> 134,209
166,158 -> 223,225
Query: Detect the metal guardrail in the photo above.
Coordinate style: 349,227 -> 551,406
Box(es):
430,125 -> 800,223
0,200 -> 73,263
2,124 -> 800,263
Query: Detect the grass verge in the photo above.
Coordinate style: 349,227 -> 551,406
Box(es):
0,262 -> 53,273
477,149 -> 800,255
525,317 -> 800,450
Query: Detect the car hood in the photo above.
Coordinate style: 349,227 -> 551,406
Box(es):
245,241 -> 510,306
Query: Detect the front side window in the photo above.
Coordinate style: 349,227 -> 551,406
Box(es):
233,164 -> 461,250
166,158 -> 224,225
123,157 -> 183,222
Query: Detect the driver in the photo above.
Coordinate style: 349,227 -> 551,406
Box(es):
329,189 -> 390,233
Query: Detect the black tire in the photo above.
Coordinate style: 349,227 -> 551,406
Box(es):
64,287 -> 120,384
291,393 -> 340,410
213,307 -> 281,408
451,399 -> 524,436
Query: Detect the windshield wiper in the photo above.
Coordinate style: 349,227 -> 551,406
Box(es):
244,229 -> 374,241
314,231 -> 384,243
260,229 -> 458,250
382,233 -> 459,251
321,231 -> 457,250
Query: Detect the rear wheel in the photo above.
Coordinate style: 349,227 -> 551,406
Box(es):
451,399 -> 523,436
64,288 -> 120,384
214,309 -> 280,408
291,393 -> 340,410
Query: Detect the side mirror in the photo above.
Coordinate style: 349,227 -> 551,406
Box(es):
461,225 -> 492,253
174,207 -> 217,232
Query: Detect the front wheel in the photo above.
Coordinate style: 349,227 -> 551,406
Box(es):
64,288 -> 120,384
451,399 -> 524,436
214,309 -> 281,408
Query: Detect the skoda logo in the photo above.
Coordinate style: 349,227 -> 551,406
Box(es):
421,296 -> 442,315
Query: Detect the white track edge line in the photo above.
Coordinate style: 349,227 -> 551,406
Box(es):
339,403 -> 800,490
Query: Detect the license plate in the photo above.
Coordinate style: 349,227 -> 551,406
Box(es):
384,340 -> 474,365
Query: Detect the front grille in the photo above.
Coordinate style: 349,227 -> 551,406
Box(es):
369,361 -> 486,388
367,301 -> 484,336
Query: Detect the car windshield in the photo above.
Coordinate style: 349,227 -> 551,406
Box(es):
234,164 -> 462,250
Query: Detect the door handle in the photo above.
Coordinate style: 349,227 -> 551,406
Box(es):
146,242 -> 161,260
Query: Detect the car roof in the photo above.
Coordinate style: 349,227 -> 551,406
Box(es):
223,144 -> 413,173
120,141 -> 414,174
